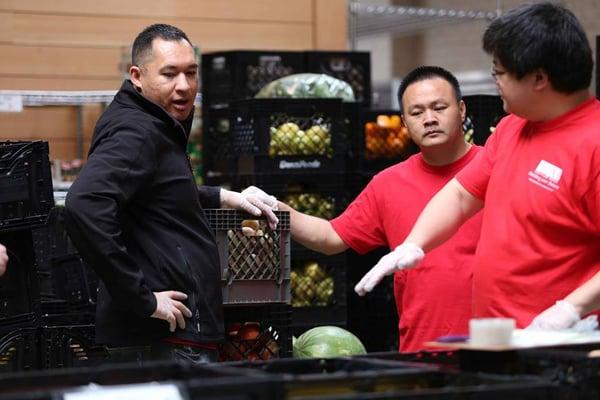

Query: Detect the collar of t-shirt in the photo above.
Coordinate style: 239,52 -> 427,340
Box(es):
523,96 -> 596,134
418,144 -> 479,175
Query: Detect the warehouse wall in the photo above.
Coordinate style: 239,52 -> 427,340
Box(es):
0,0 -> 348,159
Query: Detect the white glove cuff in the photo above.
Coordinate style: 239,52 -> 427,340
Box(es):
556,300 -> 580,320
395,242 -> 425,257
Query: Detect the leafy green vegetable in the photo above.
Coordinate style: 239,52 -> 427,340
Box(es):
255,73 -> 355,102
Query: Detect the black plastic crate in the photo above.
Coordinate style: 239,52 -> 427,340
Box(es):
290,250 -> 347,334
305,51 -> 372,106
235,173 -> 349,220
205,209 -> 290,304
221,303 -> 292,362
462,95 -> 506,145
288,371 -> 557,400
0,230 -> 41,326
202,107 -> 238,180
359,350 -> 460,369
0,141 -> 54,232
202,50 -> 306,109
354,109 -> 419,174
0,361 -> 284,400
346,248 -> 398,352
40,324 -> 108,369
231,98 -> 346,175
227,357 -> 556,400
0,328 -> 38,373
48,254 -> 98,310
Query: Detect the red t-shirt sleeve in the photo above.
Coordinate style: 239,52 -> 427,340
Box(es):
456,122 -> 503,200
330,176 -> 387,254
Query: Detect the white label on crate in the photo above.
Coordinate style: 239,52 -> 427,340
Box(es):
0,94 -> 23,112
64,383 -> 182,400
279,159 -> 321,169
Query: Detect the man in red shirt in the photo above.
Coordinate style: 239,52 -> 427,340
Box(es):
279,66 -> 482,352
355,2 -> 600,331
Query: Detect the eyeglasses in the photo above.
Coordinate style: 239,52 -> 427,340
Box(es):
490,66 -> 507,80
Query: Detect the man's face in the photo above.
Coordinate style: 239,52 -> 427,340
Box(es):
401,77 -> 465,150
491,59 -> 534,117
130,38 -> 198,122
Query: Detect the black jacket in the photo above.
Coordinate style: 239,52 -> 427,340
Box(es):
64,80 -> 224,346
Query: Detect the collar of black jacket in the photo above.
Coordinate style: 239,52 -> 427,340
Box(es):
116,80 -> 195,144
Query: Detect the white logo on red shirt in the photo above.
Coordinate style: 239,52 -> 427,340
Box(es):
528,160 -> 562,192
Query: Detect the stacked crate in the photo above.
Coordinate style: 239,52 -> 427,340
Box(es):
201,51 -> 306,186
205,209 -> 292,361
201,51 -> 372,341
0,141 -> 109,372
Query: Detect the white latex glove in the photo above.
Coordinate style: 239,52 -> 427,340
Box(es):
221,187 -> 279,229
526,300 -> 582,331
354,242 -> 424,296
151,291 -> 193,332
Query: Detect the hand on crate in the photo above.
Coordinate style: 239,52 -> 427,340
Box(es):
151,291 -> 193,332
221,187 -> 279,229
0,244 -> 7,277
354,242 -> 424,296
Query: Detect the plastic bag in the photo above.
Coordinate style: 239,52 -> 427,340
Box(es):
255,73 -> 355,101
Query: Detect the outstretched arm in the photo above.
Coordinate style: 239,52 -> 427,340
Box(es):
278,202 -> 348,256
355,178 -> 483,295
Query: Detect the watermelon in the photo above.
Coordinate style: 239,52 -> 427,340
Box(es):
293,326 -> 367,358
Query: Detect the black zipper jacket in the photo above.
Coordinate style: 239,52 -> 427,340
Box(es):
64,80 -> 224,346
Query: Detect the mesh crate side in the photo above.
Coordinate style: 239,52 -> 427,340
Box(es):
462,95 -> 506,145
305,51 -> 372,106
230,98 -> 346,175
205,209 -> 291,304
0,327 -> 39,372
221,303 -> 292,361
202,51 -> 306,109
40,325 -> 108,369
0,141 -> 54,232
0,231 -> 41,323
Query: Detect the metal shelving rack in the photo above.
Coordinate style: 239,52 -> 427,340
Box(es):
348,1 -> 500,49
0,90 -> 202,159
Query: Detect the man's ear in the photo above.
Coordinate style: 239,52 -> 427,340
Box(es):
533,68 -> 550,91
129,65 -> 143,92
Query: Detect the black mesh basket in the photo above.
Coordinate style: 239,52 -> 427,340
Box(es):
305,51 -> 372,106
205,209 -> 290,304
0,141 -> 54,232
462,95 -> 506,145
221,303 -> 292,361
231,98 -> 346,175
40,324 -> 108,369
202,50 -> 306,109
0,328 -> 38,373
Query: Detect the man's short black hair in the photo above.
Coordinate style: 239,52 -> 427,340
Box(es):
483,2 -> 592,94
397,66 -> 462,114
132,24 -> 193,66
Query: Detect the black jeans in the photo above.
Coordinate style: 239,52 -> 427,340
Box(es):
107,343 -> 218,366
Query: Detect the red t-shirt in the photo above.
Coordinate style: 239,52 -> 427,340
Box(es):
331,146 -> 482,352
456,97 -> 600,327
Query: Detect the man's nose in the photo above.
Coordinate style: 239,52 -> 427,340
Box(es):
423,109 -> 437,125
175,73 -> 191,91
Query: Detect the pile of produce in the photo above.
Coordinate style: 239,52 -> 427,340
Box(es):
291,261 -> 334,307
255,73 -> 355,101
293,326 -> 366,358
284,193 -> 335,219
269,122 -> 332,157
364,115 -> 410,159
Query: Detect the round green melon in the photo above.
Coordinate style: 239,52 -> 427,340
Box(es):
293,326 -> 366,358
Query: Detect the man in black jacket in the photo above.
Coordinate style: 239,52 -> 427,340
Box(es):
64,24 -> 278,364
